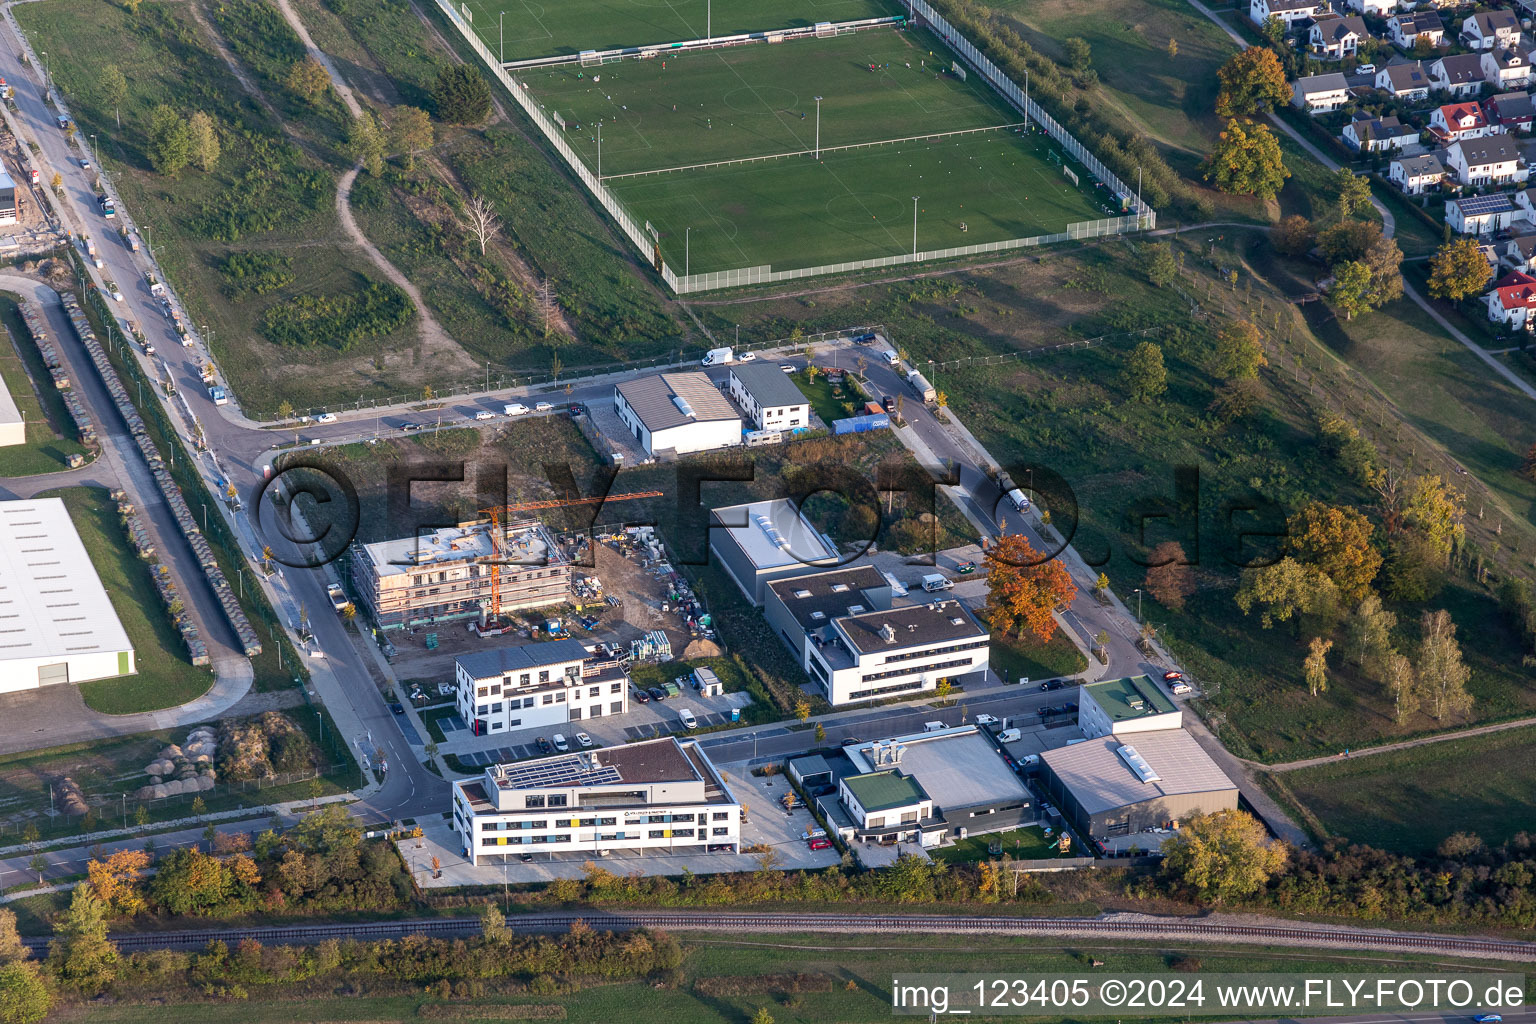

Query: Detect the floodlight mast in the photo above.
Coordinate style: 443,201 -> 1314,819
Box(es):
814,96 -> 822,159
912,196 -> 919,256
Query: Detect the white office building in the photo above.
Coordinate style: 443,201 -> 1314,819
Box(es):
708,498 -> 840,606
613,372 -> 742,457
727,363 -> 810,432
451,737 -> 741,865
1077,675 -> 1183,739
0,498 -> 136,694
455,637 -> 628,736
805,599 -> 990,706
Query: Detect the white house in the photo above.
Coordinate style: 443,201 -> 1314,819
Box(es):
1504,233 -> 1536,272
1482,48 -> 1531,90
1514,186 -> 1536,218
1446,191 -> 1520,234
1251,0 -> 1326,27
1342,113 -> 1418,151
0,499 -> 136,694
1345,0 -> 1397,15
1429,53 -> 1489,97
837,768 -> 939,847
1077,675 -> 1184,739
454,638 -> 628,736
1377,61 -> 1432,100
1486,270 -> 1536,326
1310,13 -> 1369,57
613,371 -> 742,457
1446,136 -> 1529,186
1486,90 -> 1536,131
450,737 -> 741,865
1389,10 -> 1445,51
1292,72 -> 1352,112
727,362 -> 809,433
1428,101 -> 1501,143
1390,153 -> 1446,194
1461,9 -> 1521,51
801,599 -> 990,706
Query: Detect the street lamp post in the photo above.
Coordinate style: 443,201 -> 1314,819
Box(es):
1134,588 -> 1143,622
911,196 -> 919,256
814,96 -> 822,159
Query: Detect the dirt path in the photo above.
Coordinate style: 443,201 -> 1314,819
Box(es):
1257,715 -> 1536,773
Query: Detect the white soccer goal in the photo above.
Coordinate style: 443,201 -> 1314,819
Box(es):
552,111 -> 567,130
815,21 -> 834,36
580,50 -> 600,66
460,2 -> 472,21
1061,164 -> 1080,186
951,60 -> 967,81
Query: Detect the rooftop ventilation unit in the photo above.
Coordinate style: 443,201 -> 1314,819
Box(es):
879,623 -> 897,644
672,394 -> 697,418
1116,744 -> 1161,784
753,513 -> 788,549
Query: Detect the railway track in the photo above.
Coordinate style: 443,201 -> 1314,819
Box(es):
23,912 -> 1534,961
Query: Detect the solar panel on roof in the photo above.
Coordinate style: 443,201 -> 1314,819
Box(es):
1454,193 -> 1515,216
499,753 -> 621,789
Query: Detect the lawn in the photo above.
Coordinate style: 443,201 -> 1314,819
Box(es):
1279,726 -> 1536,855
38,487 -> 215,715
987,630 -> 1088,684
0,299 -> 90,476
466,0 -> 901,62
420,705 -> 459,744
523,25 -> 1109,273
930,824 -> 1056,862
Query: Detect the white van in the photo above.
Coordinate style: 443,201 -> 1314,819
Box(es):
921,573 -> 953,592
504,403 -> 529,416
552,733 -> 569,752
922,721 -> 947,733
998,728 -> 1022,743
881,349 -> 899,366
677,708 -> 697,729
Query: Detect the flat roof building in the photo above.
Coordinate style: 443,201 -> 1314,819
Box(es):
1078,675 -> 1181,738
0,498 -> 135,694
708,498 -> 839,606
613,372 -> 741,457
451,737 -> 740,865
1038,729 -> 1238,843
350,519 -> 570,632
0,365 -> 23,447
728,363 -> 810,432
765,564 -> 892,663
809,599 -> 990,706
455,637 -> 628,736
839,725 -> 1031,844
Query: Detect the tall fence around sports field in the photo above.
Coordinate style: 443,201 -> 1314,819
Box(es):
506,15 -> 905,69
432,0 -> 1153,295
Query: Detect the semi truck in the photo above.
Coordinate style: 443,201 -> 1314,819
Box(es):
907,369 -> 936,403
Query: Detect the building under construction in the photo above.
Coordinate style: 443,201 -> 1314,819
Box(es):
351,518 -> 571,632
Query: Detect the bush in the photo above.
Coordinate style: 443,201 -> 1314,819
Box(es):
260,278 -> 414,350
219,251 -> 295,301
432,64 -> 493,124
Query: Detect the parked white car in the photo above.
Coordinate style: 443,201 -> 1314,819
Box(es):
575,732 -> 593,748
1170,681 -> 1193,695
535,401 -> 553,412
316,412 -> 337,424
474,410 -> 495,420
974,714 -> 999,726
677,708 -> 697,729
738,351 -> 756,362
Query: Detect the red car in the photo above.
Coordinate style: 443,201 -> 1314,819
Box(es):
1163,670 -> 1184,682
808,837 -> 833,850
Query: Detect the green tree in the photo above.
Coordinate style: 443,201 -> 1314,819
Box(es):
1146,243 -> 1178,288
431,64 -> 492,124
148,848 -> 233,915
481,902 -> 511,943
1360,234 -> 1404,308
1215,47 -> 1290,118
145,104 -> 194,176
1202,119 -> 1289,199
190,795 -> 206,817
1428,237 -> 1495,301
1317,219 -> 1381,265
0,909 -> 26,965
1214,318 -> 1267,380
0,962 -> 51,1024
1063,36 -> 1092,73
1121,340 -> 1167,402
1403,474 -> 1465,564
1382,648 -> 1418,724
814,722 -> 826,742
48,886 -> 117,993
1417,609 -> 1473,720
1161,810 -> 1287,903
1303,636 -> 1333,697
286,58 -> 331,103
348,111 -> 386,176
793,697 -> 811,723
751,1008 -> 776,1024
1235,556 -> 1339,629
99,63 -> 127,129
1344,594 -> 1396,672
188,111 -> 220,172
390,105 -> 434,171
1286,501 -> 1382,604
1331,167 -> 1373,219
1329,260 -> 1374,320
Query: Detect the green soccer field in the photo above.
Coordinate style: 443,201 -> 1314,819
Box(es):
610,129 -> 1112,274
466,0 -> 900,62
524,25 -> 1019,176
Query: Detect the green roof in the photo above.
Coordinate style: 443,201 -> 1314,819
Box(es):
1083,675 -> 1178,722
842,770 -> 929,812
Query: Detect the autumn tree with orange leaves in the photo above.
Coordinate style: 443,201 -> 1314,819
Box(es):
984,534 -> 1077,644
86,849 -> 150,917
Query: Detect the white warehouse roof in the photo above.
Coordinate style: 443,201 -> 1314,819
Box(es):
0,498 -> 133,664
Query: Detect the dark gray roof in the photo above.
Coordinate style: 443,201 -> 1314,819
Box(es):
1489,91 -> 1536,119
1454,135 -> 1522,165
456,637 -> 591,680
1394,153 -> 1445,175
1468,9 -> 1520,34
1393,10 -> 1443,34
730,362 -> 809,409
836,599 -> 986,654
1313,14 -> 1367,42
1295,72 -> 1349,93
1509,233 -> 1536,258
1383,62 -> 1429,90
1351,114 -> 1415,141
767,565 -> 891,630
1434,53 -> 1485,83
1489,47 -> 1527,68
615,371 -> 740,431
1266,0 -> 1320,10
